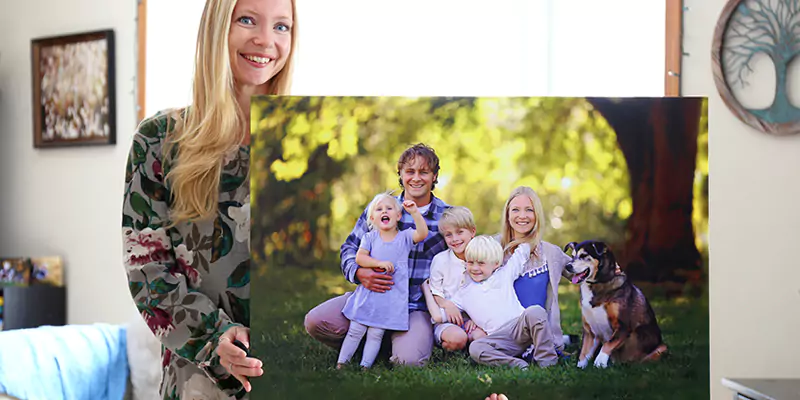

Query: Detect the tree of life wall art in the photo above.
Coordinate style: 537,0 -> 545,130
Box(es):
713,0 -> 800,135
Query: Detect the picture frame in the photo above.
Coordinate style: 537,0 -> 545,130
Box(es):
30,29 -> 116,148
0,258 -> 31,287
30,256 -> 65,287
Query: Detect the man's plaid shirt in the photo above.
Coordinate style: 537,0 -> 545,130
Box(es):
340,192 -> 450,312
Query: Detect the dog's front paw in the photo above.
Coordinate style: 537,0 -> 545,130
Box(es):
593,352 -> 610,368
577,358 -> 589,369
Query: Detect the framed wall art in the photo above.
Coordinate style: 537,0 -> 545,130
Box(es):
31,29 -> 116,148
30,256 -> 65,287
0,258 -> 31,287
712,0 -> 800,136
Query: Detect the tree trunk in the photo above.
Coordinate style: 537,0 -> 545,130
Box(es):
258,144 -> 345,270
587,98 -> 702,286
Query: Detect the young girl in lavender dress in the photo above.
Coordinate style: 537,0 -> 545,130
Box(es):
337,192 -> 429,370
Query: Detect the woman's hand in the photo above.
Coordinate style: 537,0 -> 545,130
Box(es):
216,326 -> 263,392
485,394 -> 509,400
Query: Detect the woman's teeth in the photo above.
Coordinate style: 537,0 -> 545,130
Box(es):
243,54 -> 271,64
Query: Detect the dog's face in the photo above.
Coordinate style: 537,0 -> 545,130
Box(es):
564,240 -> 617,284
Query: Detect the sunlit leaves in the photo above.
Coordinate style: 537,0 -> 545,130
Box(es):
693,98 -> 709,253
617,198 -> 633,219
287,114 -> 311,137
270,158 -> 308,181
250,96 -> 708,269
328,118 -> 359,160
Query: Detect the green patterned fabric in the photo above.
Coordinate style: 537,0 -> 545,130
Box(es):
122,109 -> 251,399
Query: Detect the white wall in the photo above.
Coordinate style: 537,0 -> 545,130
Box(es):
548,0 -> 665,96
145,0 -> 666,116
0,0 -> 139,324
682,0 -> 800,398
144,1 -> 206,115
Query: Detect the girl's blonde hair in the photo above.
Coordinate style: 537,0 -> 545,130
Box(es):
465,235 -> 504,266
366,191 -> 402,231
500,186 -> 545,260
164,0 -> 298,226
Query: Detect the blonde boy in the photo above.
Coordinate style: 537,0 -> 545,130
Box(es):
421,206 -> 480,351
440,236 -> 558,369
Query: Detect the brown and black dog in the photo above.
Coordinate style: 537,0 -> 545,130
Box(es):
564,240 -> 667,369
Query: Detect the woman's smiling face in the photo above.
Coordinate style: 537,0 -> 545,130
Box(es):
507,194 -> 536,238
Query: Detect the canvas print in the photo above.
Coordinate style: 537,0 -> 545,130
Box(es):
249,96 -> 709,400
30,29 -> 116,148
30,256 -> 65,287
0,258 -> 31,287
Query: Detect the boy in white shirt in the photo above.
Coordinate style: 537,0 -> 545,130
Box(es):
423,206 -> 482,351
430,235 -> 558,369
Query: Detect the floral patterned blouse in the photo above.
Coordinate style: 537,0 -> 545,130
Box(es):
122,109 -> 251,400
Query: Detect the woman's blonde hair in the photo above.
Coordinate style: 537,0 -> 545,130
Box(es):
500,186 -> 545,259
164,0 -> 298,226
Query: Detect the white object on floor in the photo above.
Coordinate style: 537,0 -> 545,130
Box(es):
126,312 -> 163,400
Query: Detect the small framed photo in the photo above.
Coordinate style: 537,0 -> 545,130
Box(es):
0,258 -> 31,287
31,29 -> 116,148
30,257 -> 65,287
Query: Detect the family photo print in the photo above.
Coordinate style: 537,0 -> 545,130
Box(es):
248,96 -> 709,399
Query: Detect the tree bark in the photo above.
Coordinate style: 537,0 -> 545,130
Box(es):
587,98 -> 702,285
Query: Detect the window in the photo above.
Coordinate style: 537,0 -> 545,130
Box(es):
137,0 -> 676,120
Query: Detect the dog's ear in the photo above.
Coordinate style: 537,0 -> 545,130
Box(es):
564,242 -> 577,256
591,241 -> 607,256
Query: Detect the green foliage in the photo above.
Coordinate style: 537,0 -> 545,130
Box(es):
250,96 -> 708,270
694,98 -> 709,255
251,97 -> 708,267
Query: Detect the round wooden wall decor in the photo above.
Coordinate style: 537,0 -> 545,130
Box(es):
712,0 -> 800,136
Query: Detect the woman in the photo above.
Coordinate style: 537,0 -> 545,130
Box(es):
121,0 -> 297,398
495,186 -> 573,354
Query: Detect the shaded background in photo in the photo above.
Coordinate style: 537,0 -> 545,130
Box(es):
249,96 -> 709,400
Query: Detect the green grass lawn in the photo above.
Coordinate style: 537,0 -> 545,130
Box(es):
249,266 -> 709,400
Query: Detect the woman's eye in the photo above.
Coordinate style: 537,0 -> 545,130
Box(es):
276,23 -> 290,32
238,16 -> 255,25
